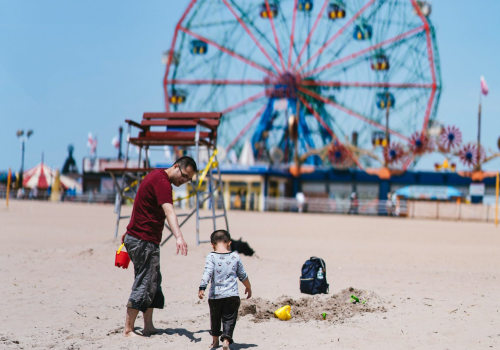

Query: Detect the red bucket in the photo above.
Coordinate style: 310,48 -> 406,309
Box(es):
115,243 -> 130,269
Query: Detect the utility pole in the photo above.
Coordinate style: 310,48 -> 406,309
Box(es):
476,93 -> 482,171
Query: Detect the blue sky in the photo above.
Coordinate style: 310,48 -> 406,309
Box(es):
0,0 -> 499,173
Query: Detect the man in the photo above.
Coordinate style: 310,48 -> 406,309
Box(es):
122,156 -> 197,337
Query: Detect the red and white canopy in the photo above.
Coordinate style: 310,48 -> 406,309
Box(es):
23,163 -> 82,191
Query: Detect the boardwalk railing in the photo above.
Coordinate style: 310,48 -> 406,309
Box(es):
264,197 -> 408,216
1,189 -> 496,222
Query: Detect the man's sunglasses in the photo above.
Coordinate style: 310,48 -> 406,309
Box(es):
178,167 -> 191,181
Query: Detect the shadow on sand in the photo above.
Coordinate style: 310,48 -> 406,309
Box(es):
208,343 -> 258,349
145,327 -> 207,342
138,327 -> 258,348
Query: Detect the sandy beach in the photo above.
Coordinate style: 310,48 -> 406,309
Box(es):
1,200 -> 499,349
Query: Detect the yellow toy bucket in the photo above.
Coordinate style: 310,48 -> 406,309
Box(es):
274,305 -> 291,321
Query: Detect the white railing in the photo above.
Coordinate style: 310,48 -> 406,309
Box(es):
1,189 -> 497,222
0,189 -> 115,203
264,197 -> 408,216
407,201 -> 498,222
263,196 -> 498,222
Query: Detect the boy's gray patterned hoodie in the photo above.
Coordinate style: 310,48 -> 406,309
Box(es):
199,251 -> 248,299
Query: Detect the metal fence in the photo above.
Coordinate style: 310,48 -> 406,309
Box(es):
1,189 -> 497,223
407,201 -> 498,222
264,196 -> 498,222
0,189 -> 115,204
264,197 -> 408,216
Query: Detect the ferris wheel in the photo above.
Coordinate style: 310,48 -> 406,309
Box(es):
163,0 -> 441,169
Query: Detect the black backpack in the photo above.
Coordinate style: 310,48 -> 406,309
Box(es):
300,257 -> 329,295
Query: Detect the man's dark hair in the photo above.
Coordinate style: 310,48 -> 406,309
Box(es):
174,156 -> 197,172
211,229 -> 231,244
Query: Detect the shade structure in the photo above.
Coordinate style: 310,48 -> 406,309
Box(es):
238,139 -> 255,166
23,163 -> 81,191
395,185 -> 462,200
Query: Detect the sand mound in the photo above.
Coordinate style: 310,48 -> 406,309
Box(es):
240,287 -> 386,323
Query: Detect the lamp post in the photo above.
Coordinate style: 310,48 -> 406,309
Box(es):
16,129 -> 33,188
476,95 -> 482,171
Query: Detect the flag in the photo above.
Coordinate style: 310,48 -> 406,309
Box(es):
87,133 -> 97,155
111,136 -> 120,149
480,76 -> 489,96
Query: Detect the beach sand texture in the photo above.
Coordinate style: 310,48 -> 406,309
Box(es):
1,201 -> 499,349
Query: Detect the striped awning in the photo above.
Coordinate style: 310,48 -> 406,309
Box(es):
23,163 -> 81,191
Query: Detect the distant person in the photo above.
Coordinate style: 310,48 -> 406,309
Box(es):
122,156 -> 197,337
87,188 -> 96,203
198,229 -> 252,350
16,187 -> 24,199
348,192 -> 359,215
296,191 -> 305,213
386,192 -> 393,216
233,190 -> 242,209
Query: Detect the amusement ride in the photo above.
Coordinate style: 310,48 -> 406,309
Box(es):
163,0 -> 444,175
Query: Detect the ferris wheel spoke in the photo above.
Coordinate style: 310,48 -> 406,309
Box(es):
297,95 -> 333,137
304,25 -> 425,78
297,0 -> 376,74
222,0 -> 282,74
298,86 -> 410,143
299,95 -> 363,169
291,0 -> 329,71
287,0 -> 299,70
302,81 -> 433,89
264,0 -> 287,72
163,0 -> 198,112
226,104 -> 267,152
179,26 -> 276,77
167,79 -> 265,86
421,87 -> 437,135
221,90 -> 267,115
227,0 -> 287,65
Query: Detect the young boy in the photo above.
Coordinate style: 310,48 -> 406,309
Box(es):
198,229 -> 252,350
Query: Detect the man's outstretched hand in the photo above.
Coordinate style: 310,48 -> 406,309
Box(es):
176,236 -> 188,256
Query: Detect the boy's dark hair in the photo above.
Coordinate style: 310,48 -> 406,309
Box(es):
211,229 -> 231,244
174,156 -> 197,172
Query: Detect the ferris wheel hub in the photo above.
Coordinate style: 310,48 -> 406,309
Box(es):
264,71 -> 302,99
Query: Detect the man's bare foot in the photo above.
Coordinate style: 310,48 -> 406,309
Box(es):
222,339 -> 230,350
123,329 -> 141,337
142,327 -> 161,336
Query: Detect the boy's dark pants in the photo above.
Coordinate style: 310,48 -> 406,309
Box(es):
208,296 -> 240,344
